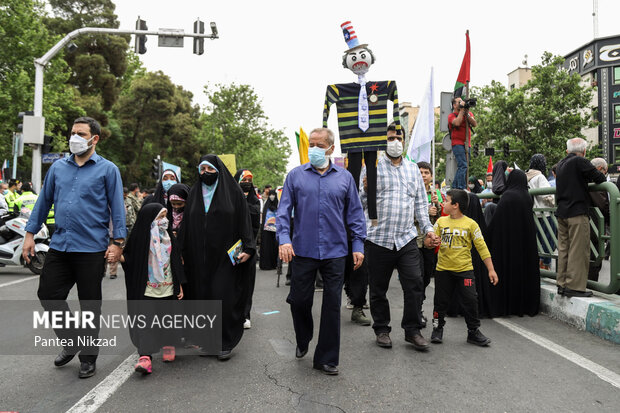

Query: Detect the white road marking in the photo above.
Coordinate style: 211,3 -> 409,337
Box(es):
0,275 -> 38,288
494,318 -> 620,389
65,352 -> 137,413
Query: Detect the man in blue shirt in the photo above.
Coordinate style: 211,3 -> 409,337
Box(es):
23,117 -> 126,379
277,127 -> 366,376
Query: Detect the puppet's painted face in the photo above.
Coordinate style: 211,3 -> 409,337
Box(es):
345,48 -> 372,75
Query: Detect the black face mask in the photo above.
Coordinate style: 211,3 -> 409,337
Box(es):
239,182 -> 253,193
200,171 -> 218,186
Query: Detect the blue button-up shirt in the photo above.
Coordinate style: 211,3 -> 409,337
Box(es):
276,162 -> 366,260
26,152 -> 127,252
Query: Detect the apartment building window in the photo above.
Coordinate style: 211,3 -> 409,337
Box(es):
614,66 -> 620,85
615,103 -> 620,124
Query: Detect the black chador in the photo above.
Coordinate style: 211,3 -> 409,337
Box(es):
179,155 -> 256,352
482,169 -> 540,317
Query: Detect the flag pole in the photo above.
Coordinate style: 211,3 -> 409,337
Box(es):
464,30 -> 470,188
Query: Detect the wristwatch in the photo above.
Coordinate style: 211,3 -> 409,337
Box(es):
112,240 -> 126,249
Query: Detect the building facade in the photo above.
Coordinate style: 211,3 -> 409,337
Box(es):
562,35 -> 620,173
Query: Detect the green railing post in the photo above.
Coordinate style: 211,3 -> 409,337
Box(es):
477,182 -> 620,294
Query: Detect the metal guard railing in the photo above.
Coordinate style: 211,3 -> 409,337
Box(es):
477,182 -> 620,294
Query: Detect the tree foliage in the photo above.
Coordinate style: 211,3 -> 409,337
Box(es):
199,83 -> 291,189
468,52 -> 595,178
100,71 -> 201,184
0,0 -> 82,177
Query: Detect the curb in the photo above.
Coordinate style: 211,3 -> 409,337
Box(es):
540,280 -> 620,344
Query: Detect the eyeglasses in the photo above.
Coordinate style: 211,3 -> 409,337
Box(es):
387,136 -> 403,142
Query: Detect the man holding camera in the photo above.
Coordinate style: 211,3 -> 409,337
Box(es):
449,97 -> 477,190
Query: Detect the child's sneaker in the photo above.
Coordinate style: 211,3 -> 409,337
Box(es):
467,329 -> 491,346
431,327 -> 443,343
162,346 -> 175,362
134,356 -> 152,374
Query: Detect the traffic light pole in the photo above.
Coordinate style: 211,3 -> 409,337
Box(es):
31,25 -> 218,192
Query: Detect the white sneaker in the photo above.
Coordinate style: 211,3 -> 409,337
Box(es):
345,298 -> 354,310
243,319 -> 251,329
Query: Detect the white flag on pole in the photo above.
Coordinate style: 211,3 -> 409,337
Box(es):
406,68 -> 435,163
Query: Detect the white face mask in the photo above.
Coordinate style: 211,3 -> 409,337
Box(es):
468,184 -> 475,189
386,139 -> 403,158
69,134 -> 94,156
486,182 -> 492,189
269,195 -> 276,201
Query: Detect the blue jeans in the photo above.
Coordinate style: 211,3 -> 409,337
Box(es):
452,144 -> 468,189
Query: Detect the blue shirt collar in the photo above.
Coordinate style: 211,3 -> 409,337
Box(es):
303,161 -> 339,175
67,151 -> 101,166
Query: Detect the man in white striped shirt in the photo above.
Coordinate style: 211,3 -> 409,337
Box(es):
360,123 -> 440,351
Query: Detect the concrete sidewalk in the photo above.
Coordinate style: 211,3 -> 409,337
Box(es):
540,278 -> 620,344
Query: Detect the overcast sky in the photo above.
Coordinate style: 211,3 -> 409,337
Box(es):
112,0 -> 620,169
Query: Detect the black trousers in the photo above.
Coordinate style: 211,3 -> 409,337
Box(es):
433,270 -> 480,331
419,247 -> 437,307
367,239 -> 424,336
286,256 -> 346,366
37,249 -> 106,362
344,243 -> 368,307
348,151 -> 377,220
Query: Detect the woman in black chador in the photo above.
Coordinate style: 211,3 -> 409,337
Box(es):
259,188 -> 279,270
179,155 -> 256,360
482,169 -> 540,317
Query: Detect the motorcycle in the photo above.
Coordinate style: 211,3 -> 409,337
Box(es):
0,211 -> 49,275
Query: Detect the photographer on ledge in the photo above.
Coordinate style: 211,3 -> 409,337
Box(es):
449,96 -> 477,189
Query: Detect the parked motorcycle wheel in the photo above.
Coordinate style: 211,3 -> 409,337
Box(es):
26,251 -> 46,275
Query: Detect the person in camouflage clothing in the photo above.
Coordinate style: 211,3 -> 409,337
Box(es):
125,183 -> 141,235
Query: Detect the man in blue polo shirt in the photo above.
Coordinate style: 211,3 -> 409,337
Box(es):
277,127 -> 366,376
23,117 -> 126,379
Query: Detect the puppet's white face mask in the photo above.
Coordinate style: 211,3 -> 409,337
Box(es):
345,48 -> 372,76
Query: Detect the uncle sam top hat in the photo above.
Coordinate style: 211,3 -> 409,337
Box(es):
341,21 -> 368,53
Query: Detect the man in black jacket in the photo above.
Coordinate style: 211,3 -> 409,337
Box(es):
555,138 -> 606,297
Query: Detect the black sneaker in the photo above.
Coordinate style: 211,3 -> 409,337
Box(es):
467,329 -> 491,346
431,327 -> 443,344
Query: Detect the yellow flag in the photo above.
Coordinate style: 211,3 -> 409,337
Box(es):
298,127 -> 310,165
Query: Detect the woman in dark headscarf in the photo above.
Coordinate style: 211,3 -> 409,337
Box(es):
481,169 -> 540,317
259,188 -> 279,270
233,168 -> 260,329
142,169 -> 180,207
179,155 -> 255,360
166,183 -> 190,238
121,203 -> 185,374
468,176 -> 484,194
484,160 -> 509,225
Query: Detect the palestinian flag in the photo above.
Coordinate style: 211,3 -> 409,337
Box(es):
454,31 -> 471,98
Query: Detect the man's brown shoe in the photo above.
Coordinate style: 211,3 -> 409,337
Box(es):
405,333 -> 430,351
376,332 -> 392,348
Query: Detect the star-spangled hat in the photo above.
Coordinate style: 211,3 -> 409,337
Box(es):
341,21 -> 368,53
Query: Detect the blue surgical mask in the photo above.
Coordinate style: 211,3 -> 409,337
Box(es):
308,146 -> 331,169
162,180 -> 176,193
2,189 -> 8,196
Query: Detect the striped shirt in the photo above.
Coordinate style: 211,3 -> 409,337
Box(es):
360,154 -> 433,250
323,80 -> 401,153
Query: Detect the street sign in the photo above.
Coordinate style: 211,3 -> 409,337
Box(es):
41,152 -> 66,164
158,29 -> 184,47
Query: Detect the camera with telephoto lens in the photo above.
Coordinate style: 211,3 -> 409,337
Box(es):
459,98 -> 477,109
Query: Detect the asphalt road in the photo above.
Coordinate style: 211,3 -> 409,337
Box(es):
0,264 -> 618,413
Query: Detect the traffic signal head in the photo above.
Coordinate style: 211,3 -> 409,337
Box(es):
193,19 -> 205,55
17,111 -> 34,132
473,143 -> 479,158
503,142 -> 510,157
135,18 -> 148,54
151,157 -> 160,179
42,135 -> 54,154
